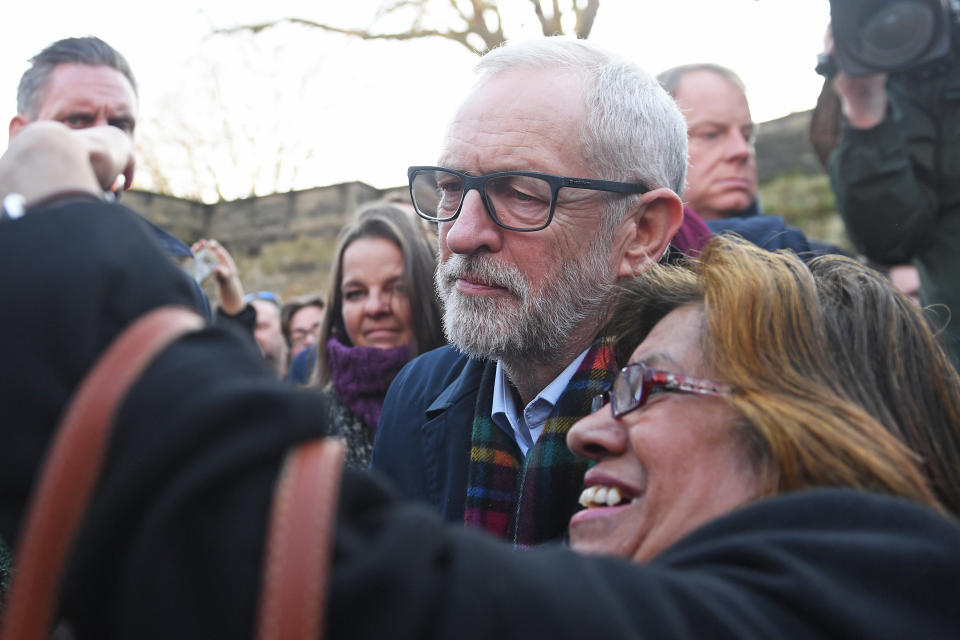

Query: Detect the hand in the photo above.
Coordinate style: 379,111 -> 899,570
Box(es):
833,72 -> 888,129
0,122 -> 135,206
823,23 -> 888,129
191,238 -> 246,315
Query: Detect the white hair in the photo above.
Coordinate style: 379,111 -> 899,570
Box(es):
474,37 -> 688,234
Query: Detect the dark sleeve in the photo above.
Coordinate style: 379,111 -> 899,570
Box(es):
61,327 -> 330,639
214,302 -> 257,335
210,303 -> 260,358
328,487 -> 960,640
135,212 -> 214,321
827,81 -> 939,264
707,216 -> 846,261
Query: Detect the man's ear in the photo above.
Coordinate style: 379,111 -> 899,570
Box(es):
9,114 -> 29,142
616,188 -> 684,278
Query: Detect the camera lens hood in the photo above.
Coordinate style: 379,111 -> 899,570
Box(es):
831,0 -> 952,74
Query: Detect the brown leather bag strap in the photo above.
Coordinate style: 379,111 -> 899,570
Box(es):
0,306 -> 204,640
257,437 -> 346,640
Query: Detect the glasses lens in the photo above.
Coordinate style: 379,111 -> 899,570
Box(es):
411,169 -> 462,221
611,364 -> 645,416
485,175 -> 553,229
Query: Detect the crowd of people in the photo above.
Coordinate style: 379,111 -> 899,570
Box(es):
1,27 -> 958,640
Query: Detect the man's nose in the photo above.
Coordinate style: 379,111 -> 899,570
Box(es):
442,189 -> 503,256
725,130 -> 754,160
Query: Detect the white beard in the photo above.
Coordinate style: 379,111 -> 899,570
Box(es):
435,233 -> 615,364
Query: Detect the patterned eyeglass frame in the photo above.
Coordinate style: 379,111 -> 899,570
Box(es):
592,362 -> 733,418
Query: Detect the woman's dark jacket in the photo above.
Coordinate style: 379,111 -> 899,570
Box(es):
1,202 -> 959,639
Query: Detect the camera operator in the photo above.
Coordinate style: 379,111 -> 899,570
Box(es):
828,60 -> 960,366
823,4 -> 960,368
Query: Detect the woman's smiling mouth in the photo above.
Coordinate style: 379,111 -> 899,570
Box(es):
578,485 -> 641,508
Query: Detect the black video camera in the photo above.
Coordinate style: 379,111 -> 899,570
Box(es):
821,0 -> 959,76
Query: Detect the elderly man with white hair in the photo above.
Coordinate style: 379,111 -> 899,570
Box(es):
371,37 -> 687,547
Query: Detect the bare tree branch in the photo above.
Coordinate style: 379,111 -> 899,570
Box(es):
215,0 -> 579,56
214,1 -> 601,56
528,0 -> 597,38
529,0 -> 559,37
214,16 -> 492,55
469,0 -> 505,52
550,0 -> 564,34
144,2 -> 605,200
449,0 -> 471,23
573,0 -> 600,39
138,36 -> 323,202
381,0 -> 432,31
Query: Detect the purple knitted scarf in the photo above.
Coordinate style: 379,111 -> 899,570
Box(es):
327,337 -> 412,435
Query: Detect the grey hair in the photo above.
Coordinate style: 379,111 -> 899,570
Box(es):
473,37 -> 688,236
656,62 -> 746,98
17,36 -> 137,118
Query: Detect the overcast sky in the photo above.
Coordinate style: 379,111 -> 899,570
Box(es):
3,0 -> 831,199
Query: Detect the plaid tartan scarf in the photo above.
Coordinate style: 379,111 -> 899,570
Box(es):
462,340 -> 617,547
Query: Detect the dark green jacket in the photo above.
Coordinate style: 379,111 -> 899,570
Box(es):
828,73 -> 960,367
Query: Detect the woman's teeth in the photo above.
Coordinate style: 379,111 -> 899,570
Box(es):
578,485 -> 636,508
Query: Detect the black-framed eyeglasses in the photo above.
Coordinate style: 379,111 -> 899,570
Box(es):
408,166 -> 650,232
591,362 -> 733,418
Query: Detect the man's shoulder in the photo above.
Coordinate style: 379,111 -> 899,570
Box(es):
126,208 -> 194,259
707,214 -> 842,259
373,345 -> 484,505
408,343 -> 466,366
393,344 -> 482,391
378,344 -> 485,441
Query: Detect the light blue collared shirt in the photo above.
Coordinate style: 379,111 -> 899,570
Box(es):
491,348 -> 590,457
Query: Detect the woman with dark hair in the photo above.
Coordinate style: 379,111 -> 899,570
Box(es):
310,204 -> 443,467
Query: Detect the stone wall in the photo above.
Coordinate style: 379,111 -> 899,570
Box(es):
125,181 -> 403,253
124,181 -> 409,297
